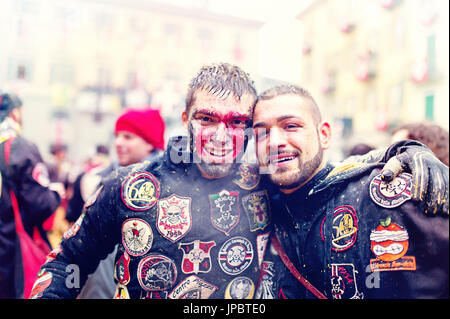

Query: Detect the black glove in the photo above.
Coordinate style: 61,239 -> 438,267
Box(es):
380,140 -> 449,215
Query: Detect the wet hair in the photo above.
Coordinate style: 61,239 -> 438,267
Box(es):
393,122 -> 449,166
257,84 -> 322,124
185,63 -> 257,116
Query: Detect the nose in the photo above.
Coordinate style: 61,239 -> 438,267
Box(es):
268,127 -> 287,150
213,122 -> 229,143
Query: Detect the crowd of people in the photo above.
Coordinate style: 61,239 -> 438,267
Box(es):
0,62 -> 448,300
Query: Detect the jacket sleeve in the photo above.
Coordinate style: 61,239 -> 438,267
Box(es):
10,138 -> 61,227
29,174 -> 121,299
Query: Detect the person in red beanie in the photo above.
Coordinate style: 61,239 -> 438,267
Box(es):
114,108 -> 165,167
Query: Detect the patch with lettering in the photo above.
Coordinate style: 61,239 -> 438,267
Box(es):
121,171 -> 160,211
242,190 -> 270,232
29,271 -> 52,299
218,236 -> 254,275
232,163 -> 260,190
63,212 -> 85,239
179,240 -> 216,274
210,190 -> 240,236
157,194 -> 192,243
330,264 -> 363,299
321,205 -> 358,252
225,276 -> 255,299
369,172 -> 412,208
137,254 -> 177,291
369,217 -> 416,272
122,218 -> 153,256
114,251 -> 131,285
168,275 -> 218,299
256,232 -> 270,267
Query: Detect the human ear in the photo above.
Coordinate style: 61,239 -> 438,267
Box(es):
318,121 -> 332,150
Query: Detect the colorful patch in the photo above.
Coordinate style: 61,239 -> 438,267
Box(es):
242,191 -> 270,232
178,240 -> 216,274
157,194 -> 192,243
322,205 -> 358,252
369,172 -> 412,208
137,254 -> 177,291
113,283 -> 130,299
256,232 -> 270,267
140,290 -> 168,299
44,245 -> 63,264
369,217 -> 416,272
218,236 -> 254,275
330,264 -> 363,299
121,171 -> 160,211
84,185 -> 103,209
225,277 -> 255,299
122,218 -> 153,256
29,271 -> 52,299
63,212 -> 85,239
32,162 -> 50,187
168,275 -> 218,299
210,190 -> 240,236
255,261 -> 275,299
114,251 -> 131,285
232,163 -> 260,190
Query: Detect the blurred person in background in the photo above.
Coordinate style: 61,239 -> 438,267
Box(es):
0,93 -> 62,298
347,143 -> 375,157
65,107 -> 165,299
391,122 -> 449,167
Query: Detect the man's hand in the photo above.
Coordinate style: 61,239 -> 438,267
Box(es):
380,142 -> 449,215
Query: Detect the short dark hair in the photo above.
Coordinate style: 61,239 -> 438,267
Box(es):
185,63 -> 257,116
0,93 -> 22,120
257,84 -> 322,124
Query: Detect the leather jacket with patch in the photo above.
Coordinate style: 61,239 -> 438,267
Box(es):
261,161 -> 449,299
32,136 -> 272,299
0,135 -> 61,298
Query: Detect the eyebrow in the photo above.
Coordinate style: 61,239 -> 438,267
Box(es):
193,109 -> 250,121
253,115 -> 297,128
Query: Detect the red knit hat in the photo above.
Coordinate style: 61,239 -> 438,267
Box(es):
115,108 -> 165,150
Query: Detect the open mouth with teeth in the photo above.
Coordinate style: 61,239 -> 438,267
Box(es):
269,154 -> 299,166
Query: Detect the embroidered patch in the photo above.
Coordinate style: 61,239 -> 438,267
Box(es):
168,275 -> 218,299
113,283 -> 130,299
232,163 -> 261,190
369,172 -> 412,208
84,185 -> 103,209
178,240 -> 216,274
114,251 -> 131,285
63,212 -> 85,239
255,261 -> 275,299
157,194 -> 192,243
225,276 -> 255,299
140,290 -> 168,299
322,205 -> 358,252
369,217 -> 416,272
122,218 -> 153,257
29,271 -> 52,299
256,232 -> 270,267
137,254 -> 177,291
121,172 -> 160,211
330,264 -> 364,299
218,236 -> 254,275
242,190 -> 271,232
210,190 -> 240,236
44,245 -> 63,264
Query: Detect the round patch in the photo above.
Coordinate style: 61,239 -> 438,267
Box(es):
218,237 -> 254,275
137,254 -> 177,291
370,172 -> 412,208
122,218 -> 153,256
322,205 -> 358,252
121,172 -> 160,211
225,276 -> 255,299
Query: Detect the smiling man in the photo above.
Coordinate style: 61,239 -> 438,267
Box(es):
30,63 -> 272,299
253,85 -> 449,299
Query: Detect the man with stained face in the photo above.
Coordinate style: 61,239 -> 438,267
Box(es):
30,63 -> 272,299
252,84 -> 448,299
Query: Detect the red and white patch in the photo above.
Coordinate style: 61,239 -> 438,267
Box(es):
137,254 -> 177,291
32,163 -> 50,187
122,218 -> 153,257
178,240 -> 216,274
157,194 -> 192,243
29,271 -> 52,299
370,172 -> 412,208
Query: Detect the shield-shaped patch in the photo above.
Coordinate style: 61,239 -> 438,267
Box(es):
157,194 -> 192,243
209,190 -> 240,236
178,240 -> 216,274
241,190 -> 271,232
